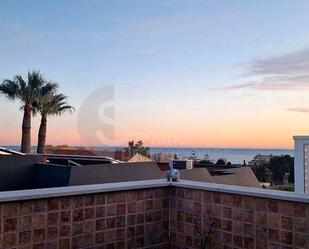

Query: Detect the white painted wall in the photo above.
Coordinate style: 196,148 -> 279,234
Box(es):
293,136 -> 309,193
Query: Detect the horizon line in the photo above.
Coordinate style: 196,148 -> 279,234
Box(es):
2,144 -> 293,150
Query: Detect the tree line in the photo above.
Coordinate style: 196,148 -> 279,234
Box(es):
128,140 -> 150,156
252,155 -> 294,185
0,70 -> 74,154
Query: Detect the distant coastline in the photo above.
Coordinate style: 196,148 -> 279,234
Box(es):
3,145 -> 293,164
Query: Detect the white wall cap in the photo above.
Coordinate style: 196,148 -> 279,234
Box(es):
172,180 -> 309,203
1,179 -> 309,204
0,179 -> 169,203
293,136 -> 309,140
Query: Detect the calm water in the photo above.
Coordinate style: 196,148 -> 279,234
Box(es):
149,147 -> 293,164
4,145 -> 293,164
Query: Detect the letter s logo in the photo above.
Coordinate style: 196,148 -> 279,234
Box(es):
77,86 -> 115,146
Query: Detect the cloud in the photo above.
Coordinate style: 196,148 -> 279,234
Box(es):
219,74 -> 309,91
287,107 -> 309,113
218,46 -> 309,91
219,82 -> 257,90
248,47 -> 309,76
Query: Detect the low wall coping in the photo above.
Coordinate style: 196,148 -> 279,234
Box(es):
0,179 -> 169,203
1,179 -> 309,204
172,180 -> 309,203
293,135 -> 309,140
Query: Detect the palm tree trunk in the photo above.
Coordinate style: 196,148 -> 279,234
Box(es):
20,104 -> 32,153
37,115 -> 47,154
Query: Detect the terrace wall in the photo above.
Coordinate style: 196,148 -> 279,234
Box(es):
1,180 -> 309,249
170,183 -> 309,249
0,187 -> 169,249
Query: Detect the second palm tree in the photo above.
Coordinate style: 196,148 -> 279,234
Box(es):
36,93 -> 74,154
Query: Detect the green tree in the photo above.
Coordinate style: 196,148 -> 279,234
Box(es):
36,93 -> 74,153
216,158 -> 227,166
252,155 -> 294,185
197,160 -> 214,165
253,164 -> 273,183
128,140 -> 149,156
0,71 -> 57,153
268,155 -> 294,184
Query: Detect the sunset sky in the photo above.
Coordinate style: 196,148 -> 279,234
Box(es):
1,0 -> 309,148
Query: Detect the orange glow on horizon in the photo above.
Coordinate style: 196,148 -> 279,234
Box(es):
1,95 -> 308,149
0,126 -> 295,149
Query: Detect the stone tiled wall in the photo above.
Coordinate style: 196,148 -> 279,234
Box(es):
170,187 -> 309,249
0,188 -> 169,249
1,184 -> 309,249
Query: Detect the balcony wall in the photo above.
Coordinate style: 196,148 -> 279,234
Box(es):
1,180 -> 309,249
170,181 -> 309,249
0,181 -> 170,249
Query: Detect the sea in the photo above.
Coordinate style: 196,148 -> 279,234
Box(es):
149,147 -> 293,164
3,145 -> 293,164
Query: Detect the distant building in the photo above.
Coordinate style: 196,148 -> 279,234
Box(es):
128,153 -> 153,163
45,145 -> 98,156
0,152 -> 260,190
45,145 -> 131,161
211,166 -> 260,188
249,154 -> 272,167
44,154 -> 122,165
169,159 -> 193,170
151,152 -> 174,163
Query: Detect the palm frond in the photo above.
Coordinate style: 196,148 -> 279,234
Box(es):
27,70 -> 47,103
28,70 -> 45,89
2,71 -> 73,119
57,104 -> 75,115
37,92 -> 74,117
14,75 -> 27,95
40,81 -> 58,96
0,79 -> 20,100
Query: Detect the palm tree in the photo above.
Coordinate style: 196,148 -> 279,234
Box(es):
0,71 -> 57,153
36,93 -> 74,154
128,140 -> 150,157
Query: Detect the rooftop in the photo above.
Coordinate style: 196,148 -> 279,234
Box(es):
0,154 -> 260,191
